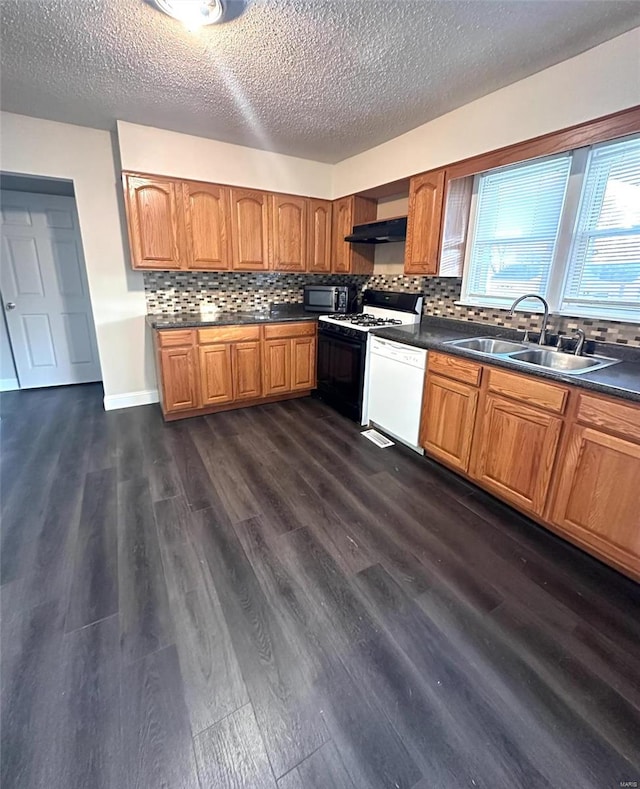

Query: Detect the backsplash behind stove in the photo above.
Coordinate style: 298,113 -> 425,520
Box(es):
144,271 -> 640,347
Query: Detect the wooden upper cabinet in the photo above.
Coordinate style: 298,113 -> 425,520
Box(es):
124,174 -> 183,269
160,344 -> 199,413
331,195 -> 376,274
271,194 -> 307,272
470,393 -> 563,516
421,373 -> 479,472
332,198 -> 351,274
308,199 -> 332,273
550,424 -> 640,576
230,188 -> 270,271
404,169 -> 446,275
183,182 -> 231,270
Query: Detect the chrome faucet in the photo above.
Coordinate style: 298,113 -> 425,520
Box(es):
574,328 -> 586,356
507,293 -> 550,346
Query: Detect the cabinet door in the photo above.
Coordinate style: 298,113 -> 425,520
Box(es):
230,188 -> 270,271
199,344 -> 233,405
233,341 -> 262,400
271,194 -> 307,272
471,393 -> 562,516
160,346 -> 199,413
404,169 -> 446,275
124,174 -> 183,269
421,373 -> 478,471
332,197 -> 352,274
262,338 -> 291,396
308,199 -> 332,273
291,336 -> 316,391
183,182 -> 231,270
331,195 -> 376,274
551,425 -> 640,571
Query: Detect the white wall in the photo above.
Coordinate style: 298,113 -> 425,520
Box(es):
333,27 -> 640,196
0,112 -> 157,408
117,121 -> 333,198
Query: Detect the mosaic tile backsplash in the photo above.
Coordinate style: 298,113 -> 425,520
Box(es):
144,271 -> 640,347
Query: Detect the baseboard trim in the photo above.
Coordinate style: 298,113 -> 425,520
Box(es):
103,389 -> 159,411
0,378 -> 20,392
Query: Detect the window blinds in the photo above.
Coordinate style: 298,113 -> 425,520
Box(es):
465,155 -> 571,306
562,136 -> 640,316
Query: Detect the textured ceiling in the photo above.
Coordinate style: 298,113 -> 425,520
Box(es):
1,0 -> 639,163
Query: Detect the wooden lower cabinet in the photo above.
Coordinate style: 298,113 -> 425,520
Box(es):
291,336 -> 317,391
420,352 -> 640,581
156,322 -> 316,419
233,341 -> 261,400
262,339 -> 292,396
159,345 -> 199,413
263,334 -> 318,395
470,393 -> 563,516
550,424 -> 640,574
199,344 -> 233,406
421,373 -> 478,472
199,339 -> 261,404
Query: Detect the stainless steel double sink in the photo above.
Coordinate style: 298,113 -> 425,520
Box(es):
445,337 -> 620,375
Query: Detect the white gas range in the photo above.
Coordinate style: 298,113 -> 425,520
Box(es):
315,290 -> 423,423
318,292 -> 423,333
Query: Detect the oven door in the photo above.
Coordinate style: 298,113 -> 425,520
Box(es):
303,286 -> 337,313
317,326 -> 366,421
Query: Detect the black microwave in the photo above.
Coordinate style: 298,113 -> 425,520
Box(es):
303,284 -> 357,314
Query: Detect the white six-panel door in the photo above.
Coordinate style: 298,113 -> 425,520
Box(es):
0,191 -> 101,388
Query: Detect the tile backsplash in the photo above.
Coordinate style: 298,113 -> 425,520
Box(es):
144,271 -> 640,347
143,271 -> 368,315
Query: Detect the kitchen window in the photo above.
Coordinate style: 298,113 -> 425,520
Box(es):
460,134 -> 640,322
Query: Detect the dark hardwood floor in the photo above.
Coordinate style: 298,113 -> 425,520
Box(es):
1,383 -> 639,788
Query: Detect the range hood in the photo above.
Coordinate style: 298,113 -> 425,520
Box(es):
344,216 -> 407,244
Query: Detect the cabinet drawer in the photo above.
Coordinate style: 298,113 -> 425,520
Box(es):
157,329 -> 195,348
198,325 -> 260,344
263,321 -> 317,340
576,393 -> 640,444
428,352 -> 482,386
487,368 -> 568,414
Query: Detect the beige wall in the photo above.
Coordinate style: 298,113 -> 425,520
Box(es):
117,121 -> 333,198
0,112 -> 157,408
333,27 -> 640,196
0,115 -> 335,406
374,195 -> 408,273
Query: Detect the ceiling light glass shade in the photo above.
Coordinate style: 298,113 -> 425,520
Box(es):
154,0 -> 224,28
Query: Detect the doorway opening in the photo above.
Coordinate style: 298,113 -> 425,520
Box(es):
0,173 -> 102,391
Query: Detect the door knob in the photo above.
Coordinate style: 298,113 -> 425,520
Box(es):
5,302 -> 16,310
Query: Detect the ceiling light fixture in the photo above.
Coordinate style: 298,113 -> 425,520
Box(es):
153,0 -> 225,30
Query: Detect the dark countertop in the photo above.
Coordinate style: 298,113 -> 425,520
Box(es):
370,317 -> 640,404
147,308 -> 317,330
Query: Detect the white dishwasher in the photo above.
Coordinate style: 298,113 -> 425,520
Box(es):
366,335 -> 427,453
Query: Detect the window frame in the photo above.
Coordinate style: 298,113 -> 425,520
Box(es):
458,135 -> 640,323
